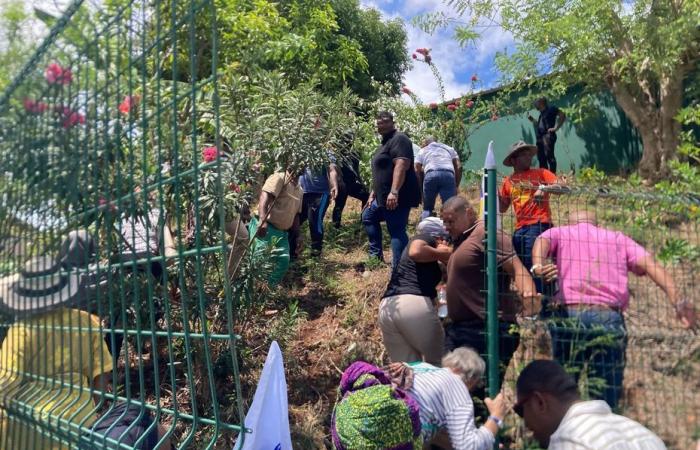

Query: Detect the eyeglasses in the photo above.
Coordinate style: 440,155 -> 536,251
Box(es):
513,393 -> 534,418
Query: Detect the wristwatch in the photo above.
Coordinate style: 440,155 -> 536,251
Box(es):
529,264 -> 542,277
390,189 -> 399,196
488,415 -> 504,429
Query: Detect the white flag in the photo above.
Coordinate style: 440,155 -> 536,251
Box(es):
479,141 -> 501,229
235,341 -> 292,450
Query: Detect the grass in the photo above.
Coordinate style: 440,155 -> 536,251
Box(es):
138,178 -> 699,449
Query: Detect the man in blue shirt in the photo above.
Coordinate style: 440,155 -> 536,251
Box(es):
528,97 -> 566,173
290,160 -> 341,257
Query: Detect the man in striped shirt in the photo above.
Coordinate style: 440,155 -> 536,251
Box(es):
514,360 -> 667,450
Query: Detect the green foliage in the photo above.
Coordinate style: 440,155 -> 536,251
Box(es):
657,238 -> 700,265
0,1 -> 37,90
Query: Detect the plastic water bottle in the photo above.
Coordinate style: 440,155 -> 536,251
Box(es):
437,286 -> 448,319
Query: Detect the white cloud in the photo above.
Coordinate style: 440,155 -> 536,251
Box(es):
360,0 -> 515,104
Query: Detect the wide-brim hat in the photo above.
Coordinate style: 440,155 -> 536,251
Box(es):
0,256 -> 86,313
0,230 -> 96,314
503,140 -> 537,167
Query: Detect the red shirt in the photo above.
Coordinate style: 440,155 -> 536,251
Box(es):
499,168 -> 557,229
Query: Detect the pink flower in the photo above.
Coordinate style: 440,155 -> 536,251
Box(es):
401,86 -> 412,95
229,183 -> 241,193
252,163 -> 262,172
429,102 -> 438,109
98,198 -> 118,213
118,95 -> 140,115
491,114 -> 499,121
54,105 -> 85,128
23,98 -> 48,114
45,62 -> 72,85
447,104 -> 457,111
471,74 -> 478,82
415,48 -> 429,56
412,53 -> 417,59
466,100 -> 474,108
202,146 -> 218,163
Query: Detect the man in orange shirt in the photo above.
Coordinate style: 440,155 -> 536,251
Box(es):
499,141 -> 567,278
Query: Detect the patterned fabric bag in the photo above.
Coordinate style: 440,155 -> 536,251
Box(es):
331,361 -> 422,450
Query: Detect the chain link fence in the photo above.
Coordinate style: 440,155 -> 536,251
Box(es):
487,167 -> 700,449
0,1 -> 250,448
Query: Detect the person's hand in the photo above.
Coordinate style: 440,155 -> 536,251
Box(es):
533,263 -> 558,282
364,192 -> 375,210
484,393 -> 507,420
435,239 -> 452,260
533,189 -> 545,204
386,192 -> 399,210
674,300 -> 697,330
548,127 -> 557,133
521,292 -> 543,317
330,186 -> 338,201
256,221 -> 268,238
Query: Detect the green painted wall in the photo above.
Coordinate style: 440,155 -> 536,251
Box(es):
463,89 -> 643,174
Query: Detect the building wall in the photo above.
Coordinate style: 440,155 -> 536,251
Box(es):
463,89 -> 643,174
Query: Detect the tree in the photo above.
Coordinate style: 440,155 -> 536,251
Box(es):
426,0 -> 700,180
330,0 -> 410,98
0,1 -> 39,90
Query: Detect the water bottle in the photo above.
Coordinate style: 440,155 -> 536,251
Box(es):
437,286 -> 448,319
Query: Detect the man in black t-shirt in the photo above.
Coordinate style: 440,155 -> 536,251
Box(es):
528,97 -> 566,173
362,111 -> 421,269
332,129 -> 370,228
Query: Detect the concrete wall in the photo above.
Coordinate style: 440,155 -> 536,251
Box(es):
463,89 -> 643,174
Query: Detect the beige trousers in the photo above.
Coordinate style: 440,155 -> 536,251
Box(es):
378,294 -> 445,365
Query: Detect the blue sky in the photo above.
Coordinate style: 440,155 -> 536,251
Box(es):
360,0 -> 515,103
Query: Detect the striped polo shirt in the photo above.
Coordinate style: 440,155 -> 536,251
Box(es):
407,363 -> 494,450
549,400 -> 667,450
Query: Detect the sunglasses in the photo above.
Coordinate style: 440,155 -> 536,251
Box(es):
513,393 -> 534,418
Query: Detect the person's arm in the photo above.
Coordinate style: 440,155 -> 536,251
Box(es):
498,179 -> 512,214
452,158 -> 462,189
502,255 -> 541,317
329,164 -> 340,200
386,158 -> 409,210
256,191 -> 275,237
633,255 -> 696,329
531,236 -> 558,282
415,162 -> 424,189
548,109 -> 566,133
92,372 -> 112,406
161,222 -> 177,266
441,379 -> 499,450
408,238 -> 451,264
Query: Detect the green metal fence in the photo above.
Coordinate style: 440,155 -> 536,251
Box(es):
0,1 -> 249,448
485,163 -> 700,449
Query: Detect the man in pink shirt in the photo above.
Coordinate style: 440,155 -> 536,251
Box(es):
531,211 -> 696,409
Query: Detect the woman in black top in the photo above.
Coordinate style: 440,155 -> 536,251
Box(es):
378,217 -> 452,365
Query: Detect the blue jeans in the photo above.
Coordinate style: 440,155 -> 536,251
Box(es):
513,222 -> 551,293
421,170 -> 456,220
548,306 -> 627,410
362,200 -> 410,268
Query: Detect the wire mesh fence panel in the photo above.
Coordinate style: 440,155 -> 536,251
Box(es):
0,1 -> 249,448
487,164 -> 700,450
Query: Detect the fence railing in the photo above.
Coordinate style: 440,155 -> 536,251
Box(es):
486,162 -> 700,449
0,1 -> 248,448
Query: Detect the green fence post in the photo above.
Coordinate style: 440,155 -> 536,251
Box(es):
484,141 -> 499,398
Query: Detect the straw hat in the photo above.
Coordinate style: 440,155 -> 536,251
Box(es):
0,230 -> 95,314
503,140 -> 538,167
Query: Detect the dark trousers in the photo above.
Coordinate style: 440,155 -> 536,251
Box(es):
290,192 -> 331,256
547,306 -> 627,410
332,176 -> 369,227
513,222 -> 552,292
536,133 -> 557,173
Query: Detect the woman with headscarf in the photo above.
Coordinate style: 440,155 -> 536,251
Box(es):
378,217 -> 452,365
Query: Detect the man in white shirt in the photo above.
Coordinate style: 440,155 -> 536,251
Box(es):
415,137 -> 462,220
514,360 -> 667,450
